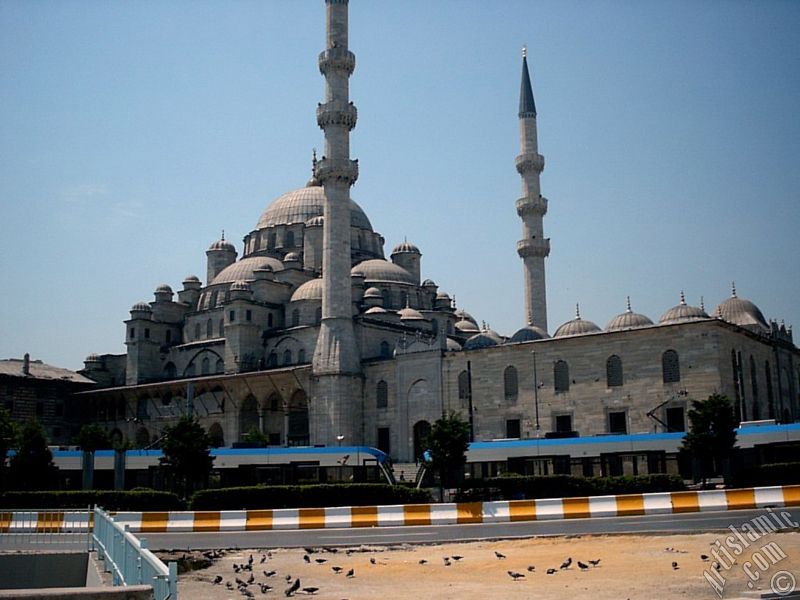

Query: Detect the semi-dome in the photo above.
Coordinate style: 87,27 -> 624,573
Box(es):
714,285 -> 769,333
464,328 -> 503,350
454,319 -> 480,333
256,184 -> 373,231
351,259 -> 415,285
445,337 -> 463,351
290,278 -> 323,302
364,306 -> 389,315
510,323 -> 551,343
398,306 -> 425,321
554,305 -> 601,338
211,256 -> 284,285
606,298 -> 654,332
391,240 -> 421,254
364,287 -> 383,299
305,215 -> 324,227
229,280 -> 252,292
284,251 -> 301,262
659,292 -> 709,325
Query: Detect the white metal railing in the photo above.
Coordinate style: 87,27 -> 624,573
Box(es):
0,508 -> 92,548
92,506 -> 177,600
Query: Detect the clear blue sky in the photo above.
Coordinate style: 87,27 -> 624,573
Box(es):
1,1 -> 798,371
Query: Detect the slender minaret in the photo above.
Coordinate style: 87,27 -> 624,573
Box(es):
312,0 -> 362,444
515,47 -> 550,332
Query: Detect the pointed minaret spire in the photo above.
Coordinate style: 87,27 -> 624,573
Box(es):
519,46 -> 537,118
516,47 -> 549,333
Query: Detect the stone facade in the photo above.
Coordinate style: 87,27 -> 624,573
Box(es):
78,1 -> 800,463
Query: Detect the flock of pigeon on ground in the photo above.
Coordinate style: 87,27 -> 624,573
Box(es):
202,544 -> 713,596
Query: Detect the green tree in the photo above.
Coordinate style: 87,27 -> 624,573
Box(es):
75,423 -> 113,452
426,411 -> 471,491
9,418 -> 56,490
0,408 -> 19,492
159,417 -> 214,497
242,427 -> 269,447
682,394 -> 738,485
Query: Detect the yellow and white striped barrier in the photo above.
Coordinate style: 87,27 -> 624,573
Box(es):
2,485 -> 798,534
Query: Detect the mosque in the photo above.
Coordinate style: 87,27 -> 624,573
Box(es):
80,0 -> 799,467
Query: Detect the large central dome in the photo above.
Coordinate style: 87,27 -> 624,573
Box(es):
256,183 -> 374,231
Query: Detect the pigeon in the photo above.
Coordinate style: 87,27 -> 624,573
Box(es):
712,562 -> 721,571
248,554 -> 254,565
264,570 -> 276,578
259,583 -> 273,593
546,568 -> 557,575
234,563 -> 242,573
508,571 -> 525,581
261,554 -> 268,564
301,588 -> 319,595
248,573 -> 255,584
700,554 -> 710,562
452,555 -> 463,561
285,578 -> 301,597
285,575 -> 292,582
303,555 -> 311,563
314,558 -> 327,564
213,575 -> 223,584
588,559 -> 601,567
494,551 -> 506,560
304,547 -> 315,554
672,561 -> 679,570
443,557 -> 451,566
369,558 -> 376,565
346,568 -> 354,578
332,566 -> 343,574
418,559 -> 428,565
526,566 -> 535,572
577,561 -> 589,571
560,557 -> 572,570
236,577 -> 247,587
226,582 -> 235,590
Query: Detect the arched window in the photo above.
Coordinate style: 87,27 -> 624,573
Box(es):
376,380 -> 388,408
504,366 -> 518,403
291,309 -> 300,327
662,350 -> 680,383
283,349 -> 292,366
206,319 -> 213,338
298,349 -> 306,364
431,319 -> 439,337
606,355 -> 623,387
554,360 -> 569,393
218,319 -> 224,337
457,370 -> 469,408
285,230 -> 295,248
194,322 -> 201,340
239,396 -> 259,441
208,422 -> 224,448
750,355 -> 759,415
267,353 -> 277,368
267,232 -> 276,249
380,340 -> 392,358
201,357 -> 210,375
766,360 -> 775,419
267,313 -> 274,327
185,362 -> 196,377
215,358 -> 224,374
210,290 -> 219,307
315,307 -> 322,324
163,362 -> 176,379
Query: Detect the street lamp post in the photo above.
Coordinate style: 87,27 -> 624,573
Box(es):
532,351 -> 540,433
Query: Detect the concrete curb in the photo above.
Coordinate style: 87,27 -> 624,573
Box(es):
2,485 -> 798,534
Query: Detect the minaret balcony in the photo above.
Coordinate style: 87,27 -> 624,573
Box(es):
517,237 -> 550,258
516,195 -> 548,217
515,152 -> 545,175
318,48 -> 356,76
314,157 -> 359,186
317,101 -> 358,131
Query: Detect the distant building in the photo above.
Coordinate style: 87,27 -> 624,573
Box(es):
1,354 -> 96,445
79,1 -> 799,469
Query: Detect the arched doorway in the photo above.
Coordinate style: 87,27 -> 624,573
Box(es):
208,422 -> 225,448
413,420 -> 431,462
287,390 -> 309,446
239,395 -> 259,441
262,393 -> 284,446
135,427 -> 150,449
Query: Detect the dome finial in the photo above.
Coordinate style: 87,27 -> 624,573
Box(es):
626,296 -> 632,312
679,290 -> 686,305
221,229 -> 225,241
575,303 -> 581,319
700,296 -> 705,311
731,281 -> 737,297
522,45 -> 527,59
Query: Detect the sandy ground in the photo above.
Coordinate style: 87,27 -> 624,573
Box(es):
166,532 -> 800,600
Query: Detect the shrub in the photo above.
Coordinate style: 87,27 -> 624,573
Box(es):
733,462 -> 800,488
0,490 -> 185,511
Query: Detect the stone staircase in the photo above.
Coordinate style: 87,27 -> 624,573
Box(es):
392,462 -> 425,484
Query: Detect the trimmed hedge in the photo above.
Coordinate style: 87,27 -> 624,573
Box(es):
733,462 -> 800,488
0,490 -> 185,511
191,483 -> 431,511
456,473 -> 686,502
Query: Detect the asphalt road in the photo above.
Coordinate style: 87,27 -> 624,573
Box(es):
2,508 -> 797,552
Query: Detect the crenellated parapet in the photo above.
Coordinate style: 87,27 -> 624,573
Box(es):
516,195 -> 548,217
517,237 -> 551,259
319,48 -> 356,76
515,152 -> 545,175
316,100 -> 357,131
314,157 -> 359,186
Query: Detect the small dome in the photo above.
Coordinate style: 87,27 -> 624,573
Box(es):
454,308 -> 477,325
364,287 -> 383,299
554,305 -> 601,338
455,319 -> 480,333
352,259 -> 415,285
398,306 -> 425,321
208,237 -> 235,252
291,278 -> 323,302
212,256 -> 284,285
230,280 -> 252,292
464,328 -> 503,350
510,324 -> 551,343
131,301 -> 152,313
422,279 -> 437,287
305,215 -> 324,227
85,353 -> 102,363
445,337 -> 462,351
284,251 -> 301,262
253,262 -> 274,273
155,283 -> 173,294
436,292 -> 451,301
714,284 -> 768,333
391,240 -> 421,255
606,298 -> 654,332
257,184 -> 373,231
659,292 -> 709,325
364,306 -> 389,315
183,275 -> 201,285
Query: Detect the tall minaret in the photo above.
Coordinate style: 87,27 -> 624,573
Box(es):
311,0 -> 363,444
515,48 -> 550,332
